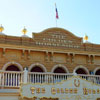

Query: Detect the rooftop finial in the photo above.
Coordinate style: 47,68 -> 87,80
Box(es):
22,26 -> 27,35
84,34 -> 88,41
0,24 -> 4,32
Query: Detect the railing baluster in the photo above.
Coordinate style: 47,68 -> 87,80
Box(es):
13,73 -> 15,86
11,73 -> 12,86
45,74 -> 47,83
29,73 -> 31,83
41,74 -> 43,83
20,73 -> 22,84
2,72 -> 4,87
0,72 -> 1,86
40,74 -> 41,83
35,74 -> 36,83
17,73 -> 19,86
5,73 -> 7,86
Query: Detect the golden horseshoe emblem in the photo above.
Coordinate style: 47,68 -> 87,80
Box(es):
74,79 -> 80,87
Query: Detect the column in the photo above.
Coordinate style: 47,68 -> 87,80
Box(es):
22,49 -> 25,58
92,55 -> 95,64
88,55 -> 91,64
67,53 -> 70,62
72,53 -> 75,63
23,67 -> 28,83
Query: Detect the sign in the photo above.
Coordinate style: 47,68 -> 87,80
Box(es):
20,76 -> 100,100
33,29 -> 82,49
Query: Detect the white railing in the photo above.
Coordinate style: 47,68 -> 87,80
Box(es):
28,72 -> 100,84
28,72 -> 74,83
0,71 -> 23,87
77,74 -> 100,84
0,70 -> 100,88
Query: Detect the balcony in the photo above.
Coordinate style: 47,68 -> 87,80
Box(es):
0,70 -> 100,88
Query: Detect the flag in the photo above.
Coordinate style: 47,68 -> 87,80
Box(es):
55,3 -> 59,19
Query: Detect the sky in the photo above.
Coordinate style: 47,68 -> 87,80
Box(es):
0,0 -> 100,44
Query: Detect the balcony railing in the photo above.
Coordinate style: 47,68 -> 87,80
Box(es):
77,74 -> 100,84
28,72 -> 100,84
0,70 -> 100,87
0,71 -> 23,87
28,72 -> 73,83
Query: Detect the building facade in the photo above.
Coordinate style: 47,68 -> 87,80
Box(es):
0,27 -> 100,100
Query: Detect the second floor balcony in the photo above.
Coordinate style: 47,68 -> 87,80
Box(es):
0,70 -> 100,88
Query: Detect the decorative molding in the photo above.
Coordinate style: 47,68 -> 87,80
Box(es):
50,52 -> 54,61
72,53 -> 75,63
2,61 -> 23,71
45,51 -> 49,61
2,48 -> 6,56
87,55 -> 91,64
94,67 -> 100,74
22,49 -> 25,58
0,93 -> 19,96
67,53 -> 70,62
92,55 -> 95,64
28,50 -> 30,59
73,65 -> 89,74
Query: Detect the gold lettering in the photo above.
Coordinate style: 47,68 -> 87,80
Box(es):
57,88 -> 60,93
65,88 -> 69,94
88,89 -> 91,94
41,88 -> 45,93
69,89 -> 73,94
30,87 -> 35,94
36,88 -> 40,93
92,89 -> 96,94
74,88 -> 78,94
97,89 -> 100,94
61,88 -> 64,93
51,88 -> 56,94
83,88 -> 88,95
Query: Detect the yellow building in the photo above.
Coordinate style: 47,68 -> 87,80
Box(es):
0,26 -> 100,100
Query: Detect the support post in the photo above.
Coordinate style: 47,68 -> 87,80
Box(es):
23,67 -> 28,83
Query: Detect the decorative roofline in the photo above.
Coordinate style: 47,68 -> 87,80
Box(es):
32,27 -> 82,40
0,27 -> 99,53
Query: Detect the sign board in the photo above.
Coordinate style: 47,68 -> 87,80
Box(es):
33,28 -> 83,49
20,76 -> 100,100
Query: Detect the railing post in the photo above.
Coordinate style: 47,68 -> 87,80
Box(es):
73,70 -> 77,76
23,67 -> 28,84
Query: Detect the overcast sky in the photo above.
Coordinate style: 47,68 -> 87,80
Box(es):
0,0 -> 100,44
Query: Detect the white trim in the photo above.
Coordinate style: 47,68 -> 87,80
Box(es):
74,65 -> 89,74
2,61 -> 23,71
94,67 -> 100,74
51,64 -> 69,73
28,63 -> 47,72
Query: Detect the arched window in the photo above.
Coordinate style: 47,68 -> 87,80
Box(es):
76,68 -> 87,74
2,62 -> 23,71
54,67 -> 66,73
5,65 -> 21,87
30,66 -> 44,72
52,67 -> 67,83
6,65 -> 20,71
95,69 -> 100,75
29,63 -> 47,72
30,66 -> 44,83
